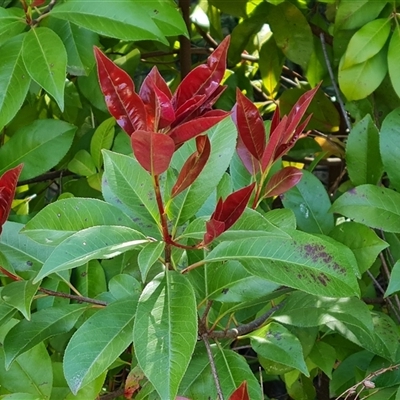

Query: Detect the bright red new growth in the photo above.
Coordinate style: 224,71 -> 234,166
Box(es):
131,131 -> 175,176
94,47 -> 147,136
204,183 -> 255,245
0,164 -> 23,235
229,381 -> 249,400
32,0 -> 46,6
264,167 -> 303,198
233,89 -> 265,161
171,135 -> 211,197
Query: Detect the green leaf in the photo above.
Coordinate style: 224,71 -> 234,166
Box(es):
205,231 -> 360,297
22,197 -> 140,245
22,27 -> 67,110
0,393 -> 42,400
273,292 -> 374,343
3,304 -> 86,368
281,169 -> 334,235
102,150 -> 159,236
330,185 -> 400,233
308,341 -> 336,378
0,297 -> 16,327
170,118 -> 236,225
75,260 -> 107,298
0,8 -> 26,47
0,222 -> 54,276
149,0 -> 188,37
259,35 -> 284,97
266,2 -> 313,69
1,279 -> 40,320
45,17 -> 98,76
68,149 -> 96,177
388,26 -> 400,99
0,34 -> 31,131
133,271 -> 197,399
90,117 -> 115,170
138,241 -> 165,283
335,0 -> 387,31
33,226 -> 148,282
339,48 -> 387,101
342,19 -> 391,69
370,312 -> 399,361
247,322 -> 308,376
64,298 -> 136,394
380,108 -> 400,191
385,260 -> 400,297
108,274 -> 142,301
209,0 -> 248,17
50,0 -> 170,44
0,343 -> 52,398
330,222 -> 388,273
346,114 -> 383,186
0,119 -> 76,180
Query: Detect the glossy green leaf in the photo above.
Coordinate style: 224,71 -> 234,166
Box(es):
68,149 -> 96,177
273,292 -> 374,343
0,222 -> 54,276
64,298 -> 136,394
247,322 -> 308,375
0,119 -> 76,180
308,341 -> 336,378
369,312 -> 399,361
385,260 -> 400,297
1,279 -> 40,320
0,343 -> 52,398
138,241 -> 165,282
205,231 -> 360,297
102,150 -> 159,236
33,226 -> 148,282
75,260 -> 107,298
0,8 -> 26,47
0,296 -> 16,327
170,118 -> 237,225
330,222 -> 388,273
342,19 -> 390,69
133,271 -> 197,399
22,197 -> 139,245
3,304 -> 86,368
331,185 -> 400,233
339,49 -> 387,101
259,35 -> 284,97
335,0 -> 387,31
346,114 -> 383,186
281,170 -> 334,234
380,108 -> 400,191
50,0 -> 170,44
149,0 -> 188,37
90,117 -> 115,170
22,27 -> 67,110
0,393 -> 42,400
388,26 -> 400,98
45,17 -> 98,76
108,274 -> 142,301
0,34 -> 30,131
266,2 -> 313,69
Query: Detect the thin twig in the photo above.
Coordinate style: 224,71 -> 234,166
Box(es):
39,288 -> 107,307
18,170 -> 75,186
209,303 -> 284,339
202,334 -> 224,400
319,33 -> 352,132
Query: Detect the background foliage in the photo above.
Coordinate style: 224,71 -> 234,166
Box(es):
2,0 -> 400,399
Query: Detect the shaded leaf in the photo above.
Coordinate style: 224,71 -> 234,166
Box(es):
90,117 -> 115,169
108,274 -> 142,302
388,26 -> 400,98
94,47 -> 147,135
264,167 -> 302,198
68,149 -> 96,177
172,135 -> 211,197
22,27 -> 67,110
133,271 -> 197,400
385,260 -> 400,297
138,242 -> 165,282
131,130 -> 175,175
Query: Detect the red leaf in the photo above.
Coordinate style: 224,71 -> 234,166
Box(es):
94,47 -> 147,135
236,134 -> 260,175
232,89 -> 265,161
173,36 -> 230,111
131,131 -> 175,175
171,135 -> 211,197
0,164 -> 23,234
204,183 -> 255,245
264,167 -> 303,198
32,0 -> 46,6
169,111 -> 229,147
229,381 -> 249,400
270,106 -> 280,135
139,67 -> 175,130
124,366 -> 145,399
